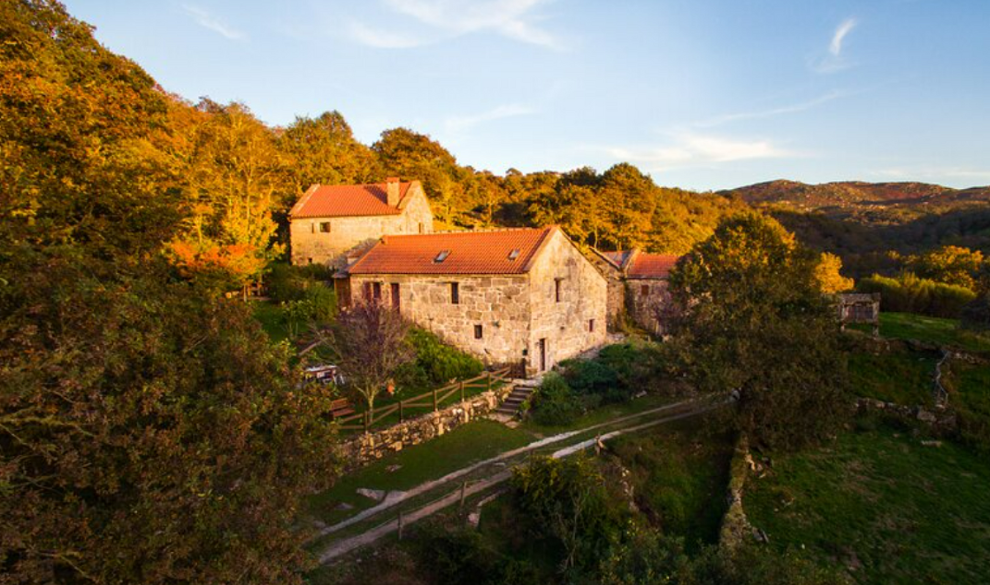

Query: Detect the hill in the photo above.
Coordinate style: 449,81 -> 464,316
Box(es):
724,180 -> 990,210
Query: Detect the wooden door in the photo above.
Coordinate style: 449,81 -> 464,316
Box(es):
538,338 -> 547,372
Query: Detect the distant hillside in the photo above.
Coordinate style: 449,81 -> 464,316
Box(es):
723,180 -> 990,210
721,180 -> 990,278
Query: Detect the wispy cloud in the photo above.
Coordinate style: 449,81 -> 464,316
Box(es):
695,90 -> 852,128
444,103 -> 535,134
183,5 -> 245,40
811,17 -> 858,73
602,132 -> 794,172
875,166 -> 990,183
349,0 -> 563,50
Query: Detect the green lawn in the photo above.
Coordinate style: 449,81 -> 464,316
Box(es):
945,362 -> 990,450
745,425 -> 990,584
308,419 -> 534,525
848,349 -> 936,406
852,312 -> 990,353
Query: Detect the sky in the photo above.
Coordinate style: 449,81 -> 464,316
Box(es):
64,0 -> 990,190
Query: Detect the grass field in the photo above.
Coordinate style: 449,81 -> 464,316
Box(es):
745,424 -> 990,584
852,312 -> 990,353
251,300 -> 290,343
847,348 -> 936,406
944,362 -> 990,450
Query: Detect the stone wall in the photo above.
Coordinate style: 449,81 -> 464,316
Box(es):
527,230 -> 609,374
348,273 -> 532,369
338,383 -> 514,469
626,278 -> 669,334
586,252 -> 626,332
719,434 -> 754,550
290,187 -> 434,267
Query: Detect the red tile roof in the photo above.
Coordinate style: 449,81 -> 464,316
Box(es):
346,227 -> 558,275
289,182 -> 413,218
626,253 -> 680,279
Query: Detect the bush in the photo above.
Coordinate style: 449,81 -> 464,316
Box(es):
961,294 -> 990,332
858,273 -> 977,318
266,262 -> 334,304
394,328 -> 484,393
417,524 -> 541,585
529,373 -> 585,426
561,342 -> 665,406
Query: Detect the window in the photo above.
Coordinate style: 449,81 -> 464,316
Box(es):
319,222 -> 332,233
451,282 -> 460,304
474,324 -> 483,339
372,282 -> 382,301
589,319 -> 595,332
555,278 -> 563,303
307,258 -> 313,265
363,282 -> 373,301
507,249 -> 521,261
641,284 -> 650,296
391,283 -> 400,310
434,250 -> 451,263
418,222 -> 425,234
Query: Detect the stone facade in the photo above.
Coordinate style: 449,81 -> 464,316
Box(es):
343,229 -> 608,376
587,251 -> 627,330
626,278 -> 670,335
290,183 -> 434,267
338,384 -> 514,470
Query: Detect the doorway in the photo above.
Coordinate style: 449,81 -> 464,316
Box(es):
537,338 -> 547,372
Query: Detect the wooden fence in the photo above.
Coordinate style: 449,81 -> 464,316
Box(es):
336,367 -> 511,432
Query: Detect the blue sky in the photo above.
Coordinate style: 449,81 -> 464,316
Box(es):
65,0 -> 990,190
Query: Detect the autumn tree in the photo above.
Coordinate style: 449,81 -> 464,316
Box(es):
373,127 -> 466,224
172,101 -> 291,293
318,301 -> 416,412
666,213 -> 850,450
598,163 -> 657,250
912,245 -> 984,291
278,111 -> 382,193
1,3 -> 340,582
814,252 -> 855,293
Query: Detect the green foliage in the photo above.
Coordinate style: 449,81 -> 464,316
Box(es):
682,544 -> 849,585
944,363 -> 990,451
911,245 -> 985,290
561,342 -> 665,405
511,455 -> 627,572
666,213 -> 851,450
597,528 -> 688,585
416,524 -> 542,585
961,294 -> 990,332
529,373 -> 585,426
394,328 -> 484,393
858,272 -> 977,318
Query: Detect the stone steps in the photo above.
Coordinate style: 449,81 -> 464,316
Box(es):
495,384 -> 538,417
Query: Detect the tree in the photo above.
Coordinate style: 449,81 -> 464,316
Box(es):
318,301 -> 415,412
373,128 -> 465,224
912,245 -> 984,290
666,213 -> 850,450
278,111 -> 382,193
814,252 -> 855,293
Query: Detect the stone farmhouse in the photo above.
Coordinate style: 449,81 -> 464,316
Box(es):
589,249 -> 680,334
334,227 -> 608,376
288,178 -> 434,267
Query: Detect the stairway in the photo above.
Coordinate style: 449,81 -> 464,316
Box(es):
495,382 -> 538,417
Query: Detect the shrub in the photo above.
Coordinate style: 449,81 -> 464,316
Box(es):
417,524 -> 541,585
529,373 -> 584,426
561,342 -> 665,406
858,273 -> 977,318
394,328 -> 484,393
598,527 -> 688,585
961,294 -> 990,332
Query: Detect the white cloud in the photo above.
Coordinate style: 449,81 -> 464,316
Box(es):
603,133 -> 794,172
811,17 -> 858,73
182,5 -> 245,40
346,21 -> 425,48
349,0 -> 563,49
875,166 -> 990,183
444,103 -> 535,134
830,18 -> 857,56
695,90 -> 850,128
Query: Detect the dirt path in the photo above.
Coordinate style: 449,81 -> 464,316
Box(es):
314,396 -> 725,564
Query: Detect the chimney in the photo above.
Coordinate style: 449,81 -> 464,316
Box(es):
385,177 -> 401,207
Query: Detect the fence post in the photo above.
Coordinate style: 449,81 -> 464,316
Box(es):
399,401 -> 404,423
397,511 -> 404,541
460,381 -> 465,403
433,387 -> 438,412
487,371 -> 492,393
364,410 -> 370,433
460,481 -> 467,510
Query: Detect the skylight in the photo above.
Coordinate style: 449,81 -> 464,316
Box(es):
507,249 -> 521,261
434,250 -> 451,263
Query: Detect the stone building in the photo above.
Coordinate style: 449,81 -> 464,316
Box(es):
288,178 -> 434,267
335,227 -> 608,376
590,249 -> 680,334
837,292 -> 881,336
